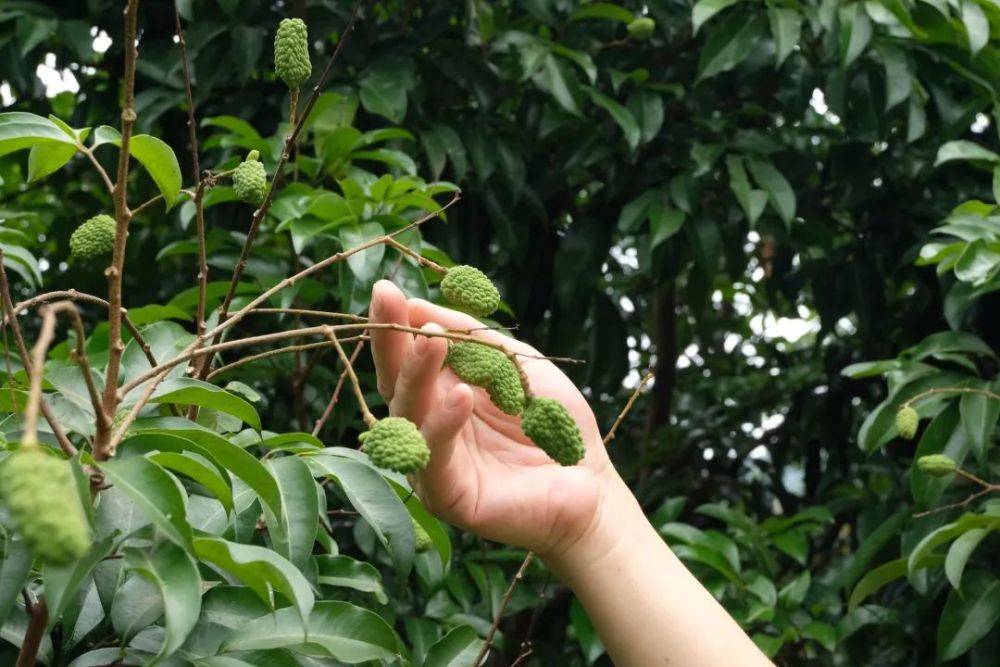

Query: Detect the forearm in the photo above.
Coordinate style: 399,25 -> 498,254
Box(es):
544,473 -> 771,667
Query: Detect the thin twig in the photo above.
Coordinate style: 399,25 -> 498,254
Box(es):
47,302 -> 109,431
130,189 -> 195,217
912,487 -> 997,518
324,327 -> 375,427
23,306 -> 60,445
383,237 -> 448,273
205,335 -> 367,380
603,371 -> 654,445
77,144 -> 115,194
246,307 -> 367,322
903,386 -> 1000,408
474,552 -> 535,666
313,338 -> 366,437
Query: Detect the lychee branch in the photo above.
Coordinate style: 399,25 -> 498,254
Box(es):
901,386 -> 1000,409
205,335 -> 368,380
325,327 -> 376,428
382,237 -> 448,274
313,338 -> 366,437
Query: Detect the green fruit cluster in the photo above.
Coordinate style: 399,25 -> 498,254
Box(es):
233,150 -> 267,206
412,517 -> 432,553
0,447 -> 91,564
627,17 -> 656,40
69,214 -> 116,259
521,397 -> 585,466
896,405 -> 919,440
916,454 -> 957,477
445,342 -> 525,415
441,265 -> 500,317
274,18 -> 312,89
359,417 -> 430,474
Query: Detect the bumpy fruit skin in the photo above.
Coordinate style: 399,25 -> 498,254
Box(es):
488,360 -> 526,415
359,417 -> 430,474
521,398 -> 585,466
0,448 -> 91,564
627,17 -> 656,40
69,214 -> 116,259
917,454 -> 957,477
233,150 -> 267,206
412,518 -> 433,553
896,406 -> 919,440
441,265 -> 501,317
274,18 -> 312,89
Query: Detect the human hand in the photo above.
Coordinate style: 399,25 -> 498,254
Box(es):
368,280 -> 621,559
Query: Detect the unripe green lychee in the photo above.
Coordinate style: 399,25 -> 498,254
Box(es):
359,417 -> 430,474
0,448 -> 91,565
916,454 -> 957,477
233,150 -> 267,206
274,18 -> 312,90
441,265 -> 501,317
488,360 -> 526,416
412,517 -> 432,553
627,17 -> 656,41
896,405 -> 919,440
69,214 -> 116,259
521,397 -> 585,466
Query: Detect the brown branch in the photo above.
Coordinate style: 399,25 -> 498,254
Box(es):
15,596 -> 47,667
474,552 -> 534,666
98,0 -> 141,461
0,255 -> 76,456
912,487 -> 997,518
903,386 -> 1000,409
324,327 -> 375,427
130,189 -> 195,217
48,302 -> 108,432
205,335 -> 367,380
313,338 -> 366,437
246,308 -> 367,322
383,237 -> 448,273
23,306 -> 60,445
77,144 -> 115,194
603,371 -> 654,446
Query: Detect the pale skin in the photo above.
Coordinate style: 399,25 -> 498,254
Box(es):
369,280 -> 772,666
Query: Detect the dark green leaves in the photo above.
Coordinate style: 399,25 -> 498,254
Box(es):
92,125 -> 182,207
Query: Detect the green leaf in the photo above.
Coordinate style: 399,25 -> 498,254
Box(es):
43,535 -> 115,630
848,558 -> 907,610
533,54 -> 582,116
266,456 -> 320,572
935,140 -> 1000,166
693,0 -> 742,34
306,454 -> 415,578
960,0 -> 989,55
746,159 -> 796,226
27,141 -> 77,181
569,3 -> 635,23
585,87 -> 640,149
0,538 -> 33,628
768,7 -> 801,67
123,542 -> 201,665
315,554 -> 388,604
149,451 -> 234,515
945,528 -> 991,590
220,601 -> 401,662
423,625 -> 485,667
727,155 -> 768,225
150,378 -> 261,430
193,536 -> 314,626
839,3 -> 872,68
778,570 -> 810,606
938,570 -> 1000,660
96,455 -> 194,550
909,514 -> 1000,576
0,112 -> 76,159
91,126 -> 182,208
880,46 -> 912,110
959,387 -> 1000,461
836,511 -> 909,589
696,12 -> 767,81
340,222 -> 386,286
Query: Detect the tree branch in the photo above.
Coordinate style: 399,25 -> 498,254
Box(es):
324,327 -> 375,427
312,338 -> 366,436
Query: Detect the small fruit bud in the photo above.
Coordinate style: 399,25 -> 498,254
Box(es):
896,405 -> 919,440
441,265 -> 501,317
521,397 -> 585,466
359,417 -> 430,474
274,18 -> 312,90
916,454 -> 957,477
627,17 -> 656,41
233,150 -> 267,206
69,214 -> 116,259
412,517 -> 432,553
0,448 -> 91,564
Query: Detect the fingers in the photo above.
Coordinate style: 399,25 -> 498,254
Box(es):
406,298 -> 540,357
369,280 -> 412,401
390,323 -> 448,425
417,382 -> 474,500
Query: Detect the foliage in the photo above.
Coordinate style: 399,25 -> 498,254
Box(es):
0,0 -> 998,665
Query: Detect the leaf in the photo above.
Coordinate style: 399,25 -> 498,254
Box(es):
938,570 -> 1000,660
935,140 -> 1000,166
627,89 -> 664,143
123,543 -> 201,665
0,112 -> 76,158
746,159 -> 796,226
149,451 -> 234,515
945,528 -> 991,590
220,601 -> 400,662
340,222 -> 386,286
727,155 -> 768,225
959,387 -> 1000,461
43,536 -> 116,630
91,126 -> 182,207
848,558 -> 907,610
0,538 -> 32,628
908,514 -> 1000,576
150,378 -> 261,430
27,141 -> 78,181
696,12 -> 767,81
193,536 -> 314,626
836,511 -> 909,589
306,454 -> 414,578
778,570 -> 810,606
960,0 -> 989,55
96,455 -> 194,550
880,46 -> 912,110
569,3 -> 635,23
315,554 -> 388,604
266,456 -> 320,572
768,7 -> 801,67
423,625 -> 485,667
585,87 -> 640,149
839,3 -> 872,68
533,54 -> 582,116
693,0 -> 742,34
